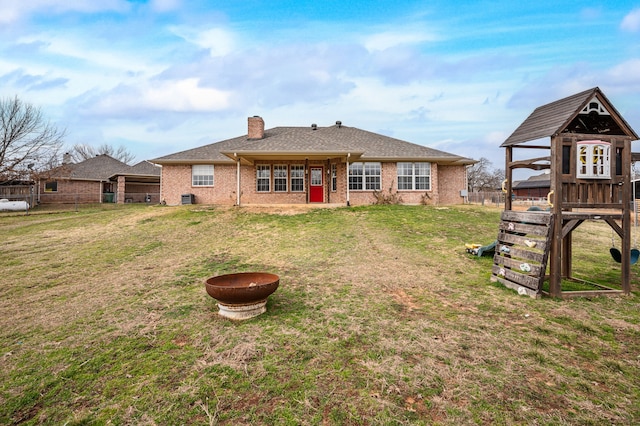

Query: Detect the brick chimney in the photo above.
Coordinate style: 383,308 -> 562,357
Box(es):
248,116 -> 265,140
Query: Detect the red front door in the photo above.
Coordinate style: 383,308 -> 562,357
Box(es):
309,167 -> 324,203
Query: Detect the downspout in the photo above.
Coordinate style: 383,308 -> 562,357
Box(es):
235,153 -> 241,206
159,167 -> 164,204
464,164 -> 470,204
305,158 -> 309,204
346,153 -> 351,206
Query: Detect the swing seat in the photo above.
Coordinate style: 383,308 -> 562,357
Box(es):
609,247 -> 640,265
610,247 -> 622,263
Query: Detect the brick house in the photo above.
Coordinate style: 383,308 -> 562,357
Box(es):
40,154 -> 160,204
152,117 -> 475,206
512,172 -> 551,199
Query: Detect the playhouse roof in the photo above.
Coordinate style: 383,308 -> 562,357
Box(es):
502,87 -> 638,147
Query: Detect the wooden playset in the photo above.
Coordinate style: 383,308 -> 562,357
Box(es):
492,87 -> 638,298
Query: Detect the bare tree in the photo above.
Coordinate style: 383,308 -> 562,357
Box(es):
467,157 -> 504,192
69,143 -> 136,165
0,96 -> 65,180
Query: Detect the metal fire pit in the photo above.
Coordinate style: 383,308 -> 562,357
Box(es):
205,272 -> 279,320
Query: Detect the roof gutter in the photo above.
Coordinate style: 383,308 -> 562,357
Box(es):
221,150 -> 364,159
150,159 -> 233,166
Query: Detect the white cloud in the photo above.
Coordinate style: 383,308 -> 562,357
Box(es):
363,30 -> 438,52
10,32 -> 168,85
170,26 -> 235,57
620,8 -> 640,32
0,0 -> 128,24
150,0 -> 181,13
86,78 -> 232,116
607,59 -> 640,86
144,78 -> 230,111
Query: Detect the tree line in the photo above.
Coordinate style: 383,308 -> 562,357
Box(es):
467,157 -> 505,192
0,96 -> 135,182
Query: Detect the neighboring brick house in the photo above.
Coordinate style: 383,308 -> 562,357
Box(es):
40,154 -> 160,204
512,172 -> 551,198
152,117 -> 475,206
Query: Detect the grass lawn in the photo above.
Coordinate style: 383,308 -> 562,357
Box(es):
0,204 -> 638,425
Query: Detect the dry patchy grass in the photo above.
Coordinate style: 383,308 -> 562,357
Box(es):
0,204 -> 639,425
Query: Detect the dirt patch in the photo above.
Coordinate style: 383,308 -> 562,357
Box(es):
236,203 -> 343,215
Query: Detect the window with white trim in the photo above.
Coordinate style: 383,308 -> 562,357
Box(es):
349,163 -> 362,190
576,141 -> 610,179
331,163 -> 337,192
274,165 -> 288,192
365,163 -> 380,190
397,162 -> 431,190
192,165 -> 214,186
256,165 -> 271,192
349,162 -> 381,190
290,165 -> 304,192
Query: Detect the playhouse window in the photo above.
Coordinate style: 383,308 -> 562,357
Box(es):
576,141 -> 610,179
615,148 -> 623,176
562,145 -> 571,175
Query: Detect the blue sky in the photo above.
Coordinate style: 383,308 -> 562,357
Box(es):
1,0 -> 639,174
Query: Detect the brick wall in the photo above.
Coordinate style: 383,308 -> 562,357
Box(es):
437,165 -> 467,205
161,164 -> 238,205
160,161 -> 468,206
123,182 -> 161,203
39,179 -> 103,204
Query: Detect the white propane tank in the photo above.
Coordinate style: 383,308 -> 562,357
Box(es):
0,199 -> 29,211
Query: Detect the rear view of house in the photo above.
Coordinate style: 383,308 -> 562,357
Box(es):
152,117 -> 475,206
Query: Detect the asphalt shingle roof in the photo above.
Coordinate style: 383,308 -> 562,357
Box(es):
128,160 -> 161,177
63,154 -> 130,180
54,155 -> 160,181
513,173 -> 551,189
152,124 -> 474,165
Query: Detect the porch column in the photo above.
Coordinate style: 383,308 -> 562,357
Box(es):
117,176 -> 126,204
305,158 -> 309,204
326,159 -> 331,203
346,153 -> 351,206
235,154 -> 241,206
